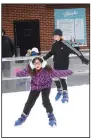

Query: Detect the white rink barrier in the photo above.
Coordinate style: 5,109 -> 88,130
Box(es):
2,54 -> 89,81
2,55 -> 42,62
2,52 -> 89,62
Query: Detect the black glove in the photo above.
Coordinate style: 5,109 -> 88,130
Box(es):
80,55 -> 89,65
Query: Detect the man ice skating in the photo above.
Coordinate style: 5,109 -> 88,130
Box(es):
14,56 -> 72,127
44,29 -> 89,103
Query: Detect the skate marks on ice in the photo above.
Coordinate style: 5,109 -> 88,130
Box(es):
2,85 -> 89,137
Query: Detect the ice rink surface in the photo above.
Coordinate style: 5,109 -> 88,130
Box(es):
2,85 -> 89,138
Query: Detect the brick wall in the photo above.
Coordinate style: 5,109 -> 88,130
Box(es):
2,4 -> 90,51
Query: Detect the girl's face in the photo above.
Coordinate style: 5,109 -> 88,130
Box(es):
33,59 -> 42,70
53,35 -> 61,41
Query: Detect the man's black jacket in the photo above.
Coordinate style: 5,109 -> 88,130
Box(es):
44,40 -> 89,70
2,36 -> 15,58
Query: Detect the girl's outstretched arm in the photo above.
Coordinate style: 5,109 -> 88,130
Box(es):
49,69 -> 73,78
16,68 -> 29,77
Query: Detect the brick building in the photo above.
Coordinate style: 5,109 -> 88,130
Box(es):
2,4 -> 90,54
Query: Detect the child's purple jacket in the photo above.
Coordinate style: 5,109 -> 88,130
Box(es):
16,68 -> 73,91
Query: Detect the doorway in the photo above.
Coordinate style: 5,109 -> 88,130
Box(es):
14,20 -> 40,56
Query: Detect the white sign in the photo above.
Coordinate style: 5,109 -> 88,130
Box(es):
75,19 -> 84,40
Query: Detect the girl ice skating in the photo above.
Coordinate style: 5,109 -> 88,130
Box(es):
44,29 -> 89,103
14,56 -> 72,127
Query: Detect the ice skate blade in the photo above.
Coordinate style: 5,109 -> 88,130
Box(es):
49,122 -> 57,127
14,121 -> 24,126
61,99 -> 69,103
14,123 -> 21,126
14,122 -> 22,126
55,93 -> 62,101
55,98 -> 60,101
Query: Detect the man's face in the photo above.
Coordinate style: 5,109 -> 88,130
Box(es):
2,32 -> 4,36
53,35 -> 61,41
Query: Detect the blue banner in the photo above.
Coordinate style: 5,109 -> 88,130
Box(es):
54,8 -> 87,47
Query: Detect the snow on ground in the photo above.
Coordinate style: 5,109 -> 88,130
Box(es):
2,85 -> 89,138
